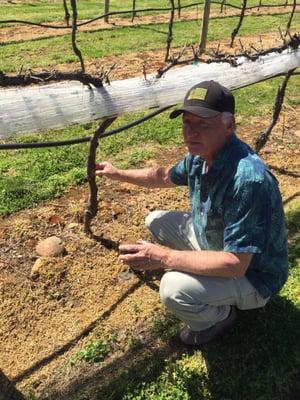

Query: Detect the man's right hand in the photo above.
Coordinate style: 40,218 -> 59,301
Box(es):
95,162 -> 121,180
95,163 -> 174,188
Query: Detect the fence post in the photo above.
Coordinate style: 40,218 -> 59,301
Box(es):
199,0 -> 211,54
104,0 -> 110,23
132,0 -> 137,22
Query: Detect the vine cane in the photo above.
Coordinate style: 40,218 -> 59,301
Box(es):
84,117 -> 119,249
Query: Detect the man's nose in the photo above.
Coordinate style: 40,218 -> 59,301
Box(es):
184,125 -> 200,137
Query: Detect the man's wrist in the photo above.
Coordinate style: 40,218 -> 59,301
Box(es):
160,247 -> 175,269
116,169 -> 125,181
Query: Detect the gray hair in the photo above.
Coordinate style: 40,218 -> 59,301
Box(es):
221,112 -> 234,126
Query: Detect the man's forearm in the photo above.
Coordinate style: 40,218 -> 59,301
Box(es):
163,249 -> 249,278
117,167 -> 175,188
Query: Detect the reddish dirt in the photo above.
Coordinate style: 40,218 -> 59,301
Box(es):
1,6 -> 299,43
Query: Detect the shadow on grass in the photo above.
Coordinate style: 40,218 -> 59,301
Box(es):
285,203 -> 300,269
202,297 -> 300,400
40,314 -> 184,400
38,296 -> 300,400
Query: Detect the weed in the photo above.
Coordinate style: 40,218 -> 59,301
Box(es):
71,339 -> 109,364
68,200 -> 84,223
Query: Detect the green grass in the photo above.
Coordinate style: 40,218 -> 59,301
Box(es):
0,0 -> 288,26
0,0 -> 180,25
1,11 -> 299,72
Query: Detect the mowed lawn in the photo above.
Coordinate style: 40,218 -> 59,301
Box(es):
1,2 -> 300,399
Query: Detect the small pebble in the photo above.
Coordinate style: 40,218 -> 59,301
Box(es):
30,258 -> 45,278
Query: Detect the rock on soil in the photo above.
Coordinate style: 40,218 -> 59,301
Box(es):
36,236 -> 65,257
30,258 -> 46,278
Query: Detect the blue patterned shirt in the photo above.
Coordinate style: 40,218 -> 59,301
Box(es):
169,133 -> 288,298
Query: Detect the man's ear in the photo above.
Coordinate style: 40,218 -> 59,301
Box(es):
226,115 -> 236,134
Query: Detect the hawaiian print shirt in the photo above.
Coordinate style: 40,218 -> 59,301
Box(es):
169,133 -> 288,299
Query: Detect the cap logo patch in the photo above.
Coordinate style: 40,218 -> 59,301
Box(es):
187,87 -> 207,101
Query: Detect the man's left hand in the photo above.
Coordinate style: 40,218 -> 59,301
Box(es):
119,240 -> 169,270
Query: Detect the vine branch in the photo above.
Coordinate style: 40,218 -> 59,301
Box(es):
70,0 -> 85,73
230,0 -> 247,47
285,0 -> 297,36
0,68 -> 117,87
62,0 -> 70,26
255,69 -> 295,153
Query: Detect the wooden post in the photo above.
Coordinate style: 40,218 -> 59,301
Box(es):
104,0 -> 110,23
132,0 -> 137,22
177,0 -> 181,18
199,0 -> 211,54
165,0 -> 175,61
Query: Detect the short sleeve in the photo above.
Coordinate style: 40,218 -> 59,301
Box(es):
168,156 -> 190,186
223,181 -> 269,254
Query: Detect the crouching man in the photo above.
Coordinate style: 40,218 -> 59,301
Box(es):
96,80 -> 288,346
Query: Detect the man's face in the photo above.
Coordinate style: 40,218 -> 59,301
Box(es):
182,112 -> 233,159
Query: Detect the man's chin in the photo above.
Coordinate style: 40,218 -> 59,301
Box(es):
187,144 -> 203,156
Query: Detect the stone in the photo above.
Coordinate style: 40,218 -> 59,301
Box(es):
36,236 -> 65,257
67,222 -> 79,229
262,145 -> 273,154
30,258 -> 45,278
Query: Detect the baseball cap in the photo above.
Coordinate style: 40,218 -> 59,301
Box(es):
170,80 -> 235,119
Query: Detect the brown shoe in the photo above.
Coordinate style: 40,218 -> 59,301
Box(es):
179,306 -> 237,347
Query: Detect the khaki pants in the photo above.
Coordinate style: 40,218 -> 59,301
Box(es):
146,210 -> 269,331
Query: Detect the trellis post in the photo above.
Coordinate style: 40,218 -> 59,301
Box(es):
104,0 -> 110,23
199,0 -> 211,54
